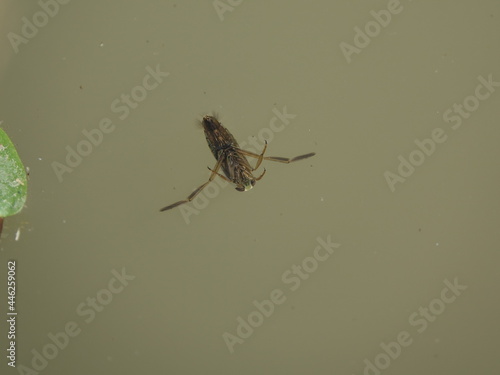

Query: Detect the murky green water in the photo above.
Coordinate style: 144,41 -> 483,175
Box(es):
0,1 -> 499,374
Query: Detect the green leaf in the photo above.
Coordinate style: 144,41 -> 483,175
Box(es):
0,128 -> 27,217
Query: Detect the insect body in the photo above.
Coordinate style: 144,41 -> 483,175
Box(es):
160,115 -> 315,211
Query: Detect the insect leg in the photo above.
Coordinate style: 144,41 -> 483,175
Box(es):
262,152 -> 316,163
255,168 -> 266,181
231,141 -> 268,170
207,166 -> 232,183
237,147 -> 316,164
159,156 -> 224,212
252,140 -> 268,170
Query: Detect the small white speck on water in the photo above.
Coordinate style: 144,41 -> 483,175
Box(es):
15,228 -> 21,241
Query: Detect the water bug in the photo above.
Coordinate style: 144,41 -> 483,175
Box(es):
160,115 -> 315,211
